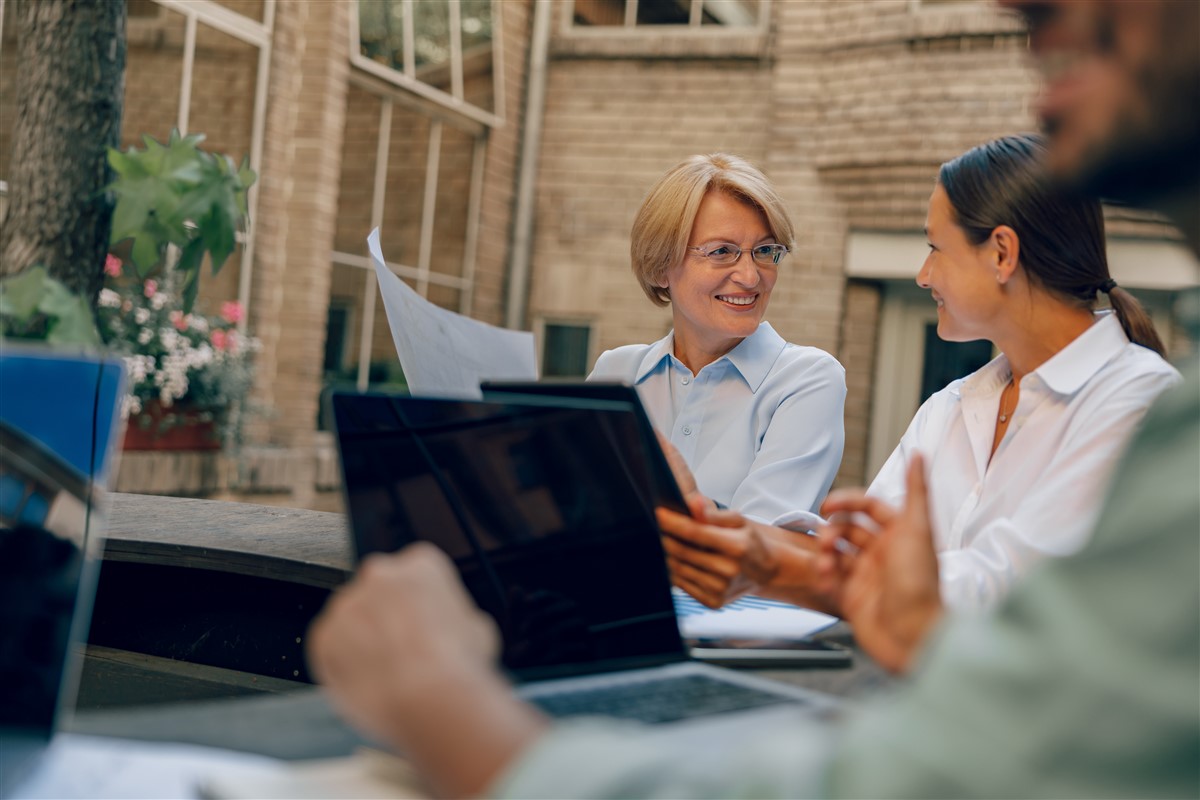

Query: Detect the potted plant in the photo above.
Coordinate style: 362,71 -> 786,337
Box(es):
97,255 -> 258,449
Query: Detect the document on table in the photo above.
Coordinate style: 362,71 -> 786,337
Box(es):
13,733 -> 281,799
368,229 -> 537,399
672,589 -> 838,639
201,748 -> 429,800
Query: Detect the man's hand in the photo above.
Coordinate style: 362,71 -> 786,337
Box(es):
307,543 -> 546,797
818,455 -> 944,674
657,495 -> 832,612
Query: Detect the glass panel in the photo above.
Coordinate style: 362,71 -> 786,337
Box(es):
209,0 -> 267,23
919,323 -> 994,402
323,304 -> 351,374
637,0 -> 690,25
335,85 -> 388,257
459,0 -> 492,51
700,0 -> 760,26
188,23 -> 258,313
413,0 -> 452,90
380,103 -> 433,269
573,0 -> 627,26
121,6 -> 186,150
459,0 -> 494,112
542,324 -> 592,378
358,0 -> 407,73
429,125 -> 474,284
427,282 -> 463,310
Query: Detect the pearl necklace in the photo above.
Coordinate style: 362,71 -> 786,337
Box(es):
998,380 -> 1017,424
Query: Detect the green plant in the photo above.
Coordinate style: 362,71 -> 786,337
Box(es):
97,256 -> 259,443
0,266 -> 101,346
108,129 -> 256,312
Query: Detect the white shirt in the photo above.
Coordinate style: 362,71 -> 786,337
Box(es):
868,312 -> 1180,611
589,322 -> 846,522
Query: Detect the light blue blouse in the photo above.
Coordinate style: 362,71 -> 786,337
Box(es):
588,322 -> 846,522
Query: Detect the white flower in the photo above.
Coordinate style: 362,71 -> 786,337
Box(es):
99,288 -> 122,308
150,292 -> 168,311
134,307 -> 151,325
137,327 -> 154,346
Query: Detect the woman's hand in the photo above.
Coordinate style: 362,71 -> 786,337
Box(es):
817,455 -> 944,675
657,495 -> 831,612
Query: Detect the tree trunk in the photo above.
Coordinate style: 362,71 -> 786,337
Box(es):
0,0 -> 126,304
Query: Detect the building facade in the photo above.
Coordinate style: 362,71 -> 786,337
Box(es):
1,0 -> 1193,508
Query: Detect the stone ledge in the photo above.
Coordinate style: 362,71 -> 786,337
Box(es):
114,444 -> 327,497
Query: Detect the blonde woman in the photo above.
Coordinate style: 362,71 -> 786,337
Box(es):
589,153 -> 846,523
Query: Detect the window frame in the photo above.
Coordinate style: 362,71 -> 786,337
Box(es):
331,72 -> 490,392
349,0 -> 506,130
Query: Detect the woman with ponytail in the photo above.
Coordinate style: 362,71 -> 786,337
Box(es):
658,134 -> 1179,614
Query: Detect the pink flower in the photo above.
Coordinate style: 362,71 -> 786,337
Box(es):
143,279 -> 158,298
220,301 -> 244,324
104,254 -> 123,277
170,311 -> 188,331
211,329 -> 227,351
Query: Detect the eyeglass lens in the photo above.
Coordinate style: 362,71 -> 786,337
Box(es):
699,243 -> 787,266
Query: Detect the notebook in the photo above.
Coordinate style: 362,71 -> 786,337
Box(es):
330,391 -> 840,727
0,348 -> 126,797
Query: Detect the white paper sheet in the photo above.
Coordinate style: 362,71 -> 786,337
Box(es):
12,733 -> 281,799
201,748 -> 428,800
368,229 -> 537,399
673,589 -> 838,640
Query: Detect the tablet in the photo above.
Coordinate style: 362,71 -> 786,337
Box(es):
480,380 -> 688,515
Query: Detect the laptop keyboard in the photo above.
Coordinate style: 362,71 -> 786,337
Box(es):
527,674 -> 803,724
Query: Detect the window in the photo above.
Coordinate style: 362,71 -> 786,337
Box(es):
333,3 -> 497,393
541,322 -> 593,378
570,0 -> 763,28
352,0 -> 504,128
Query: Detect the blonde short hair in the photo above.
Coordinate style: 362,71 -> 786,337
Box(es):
630,153 -> 795,307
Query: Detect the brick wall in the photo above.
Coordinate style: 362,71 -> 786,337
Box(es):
531,40 -> 775,354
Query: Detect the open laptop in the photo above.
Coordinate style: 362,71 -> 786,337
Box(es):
330,390 -> 841,727
0,348 -> 126,797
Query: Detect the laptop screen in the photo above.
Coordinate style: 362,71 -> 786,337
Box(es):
0,349 -> 125,735
332,392 -> 687,679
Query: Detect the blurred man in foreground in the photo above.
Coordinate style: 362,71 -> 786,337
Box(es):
308,1 -> 1200,796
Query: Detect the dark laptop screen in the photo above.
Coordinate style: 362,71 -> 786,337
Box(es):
332,392 -> 686,678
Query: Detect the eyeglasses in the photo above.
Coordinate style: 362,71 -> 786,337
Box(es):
687,242 -> 790,267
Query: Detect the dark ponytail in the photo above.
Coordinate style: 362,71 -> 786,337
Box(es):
939,134 -> 1165,356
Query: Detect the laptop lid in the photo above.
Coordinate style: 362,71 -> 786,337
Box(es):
330,391 -> 689,682
480,381 -> 689,516
0,347 -> 126,794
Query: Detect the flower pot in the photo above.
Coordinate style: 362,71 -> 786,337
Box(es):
123,400 -> 221,451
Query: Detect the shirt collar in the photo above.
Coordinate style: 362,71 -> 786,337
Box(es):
958,312 -> 1129,398
1032,311 -> 1129,395
633,322 -> 786,393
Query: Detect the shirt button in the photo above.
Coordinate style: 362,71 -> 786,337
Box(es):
682,426 -> 692,436
681,376 -> 691,385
